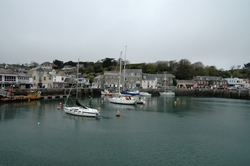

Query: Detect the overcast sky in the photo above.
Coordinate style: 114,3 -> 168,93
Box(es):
0,0 -> 249,70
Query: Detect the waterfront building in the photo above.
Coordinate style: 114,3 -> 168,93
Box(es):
103,71 -> 120,89
122,69 -> 142,89
224,77 -> 250,88
156,73 -> 175,88
92,75 -> 103,89
0,68 -> 32,89
77,77 -> 90,88
27,67 -> 53,89
93,71 -> 175,90
141,74 -> 158,89
194,76 -> 228,89
40,62 -> 54,70
176,79 -> 197,89
224,77 -> 244,88
49,70 -> 68,88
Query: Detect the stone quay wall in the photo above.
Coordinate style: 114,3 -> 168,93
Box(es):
11,88 -> 101,97
11,88 -> 250,100
174,89 -> 250,100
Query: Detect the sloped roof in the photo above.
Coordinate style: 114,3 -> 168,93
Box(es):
0,68 -> 16,74
124,69 -> 142,73
143,73 -> 175,78
142,75 -> 156,80
104,71 -> 119,75
94,75 -> 103,79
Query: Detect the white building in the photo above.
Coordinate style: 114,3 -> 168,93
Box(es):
224,77 -> 244,87
141,75 -> 158,89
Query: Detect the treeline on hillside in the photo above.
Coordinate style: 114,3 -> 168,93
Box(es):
53,58 -> 250,80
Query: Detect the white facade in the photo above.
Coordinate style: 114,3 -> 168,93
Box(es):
0,70 -> 32,89
141,78 -> 158,89
225,77 -> 244,86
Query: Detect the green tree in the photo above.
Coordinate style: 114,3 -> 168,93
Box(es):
145,63 -> 157,74
244,63 -> 250,78
206,66 -> 219,76
93,62 -> 103,73
218,69 -> 231,78
173,78 -> 177,86
155,61 -> 169,73
63,61 -> 77,67
175,59 -> 194,79
168,60 -> 178,74
101,58 -> 117,70
192,61 -> 207,76
53,59 -> 64,69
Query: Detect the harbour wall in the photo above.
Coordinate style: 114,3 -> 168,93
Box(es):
175,89 -> 250,100
11,88 -> 250,100
11,88 -> 100,98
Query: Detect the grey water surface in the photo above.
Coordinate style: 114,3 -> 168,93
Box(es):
1,96 -> 250,166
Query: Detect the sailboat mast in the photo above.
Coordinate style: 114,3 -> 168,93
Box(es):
123,46 -> 127,91
119,52 -> 122,94
76,59 -> 79,99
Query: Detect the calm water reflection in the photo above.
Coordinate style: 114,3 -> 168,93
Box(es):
0,96 -> 250,166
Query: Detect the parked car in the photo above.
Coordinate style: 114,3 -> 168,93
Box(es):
228,87 -> 237,90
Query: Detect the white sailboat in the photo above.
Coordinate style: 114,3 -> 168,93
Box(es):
160,73 -> 175,97
107,52 -> 136,105
64,60 -> 100,117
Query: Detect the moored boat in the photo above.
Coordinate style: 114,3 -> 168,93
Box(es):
139,92 -> 151,97
63,59 -> 100,117
107,95 -> 136,105
0,89 -> 42,102
160,90 -> 175,96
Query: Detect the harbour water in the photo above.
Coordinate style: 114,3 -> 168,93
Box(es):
1,96 -> 250,166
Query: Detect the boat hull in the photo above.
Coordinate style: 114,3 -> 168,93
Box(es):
160,91 -> 175,96
64,106 -> 100,117
139,92 -> 151,97
121,91 -> 140,96
107,97 -> 136,105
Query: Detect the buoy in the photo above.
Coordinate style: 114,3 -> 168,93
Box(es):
116,111 -> 120,117
38,122 -> 40,125
174,101 -> 177,106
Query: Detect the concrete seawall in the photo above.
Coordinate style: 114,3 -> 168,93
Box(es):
175,89 -> 250,100
12,88 -> 102,98
11,88 -> 250,100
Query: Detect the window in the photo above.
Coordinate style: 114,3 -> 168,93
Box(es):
5,76 -> 16,81
44,77 -> 46,81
